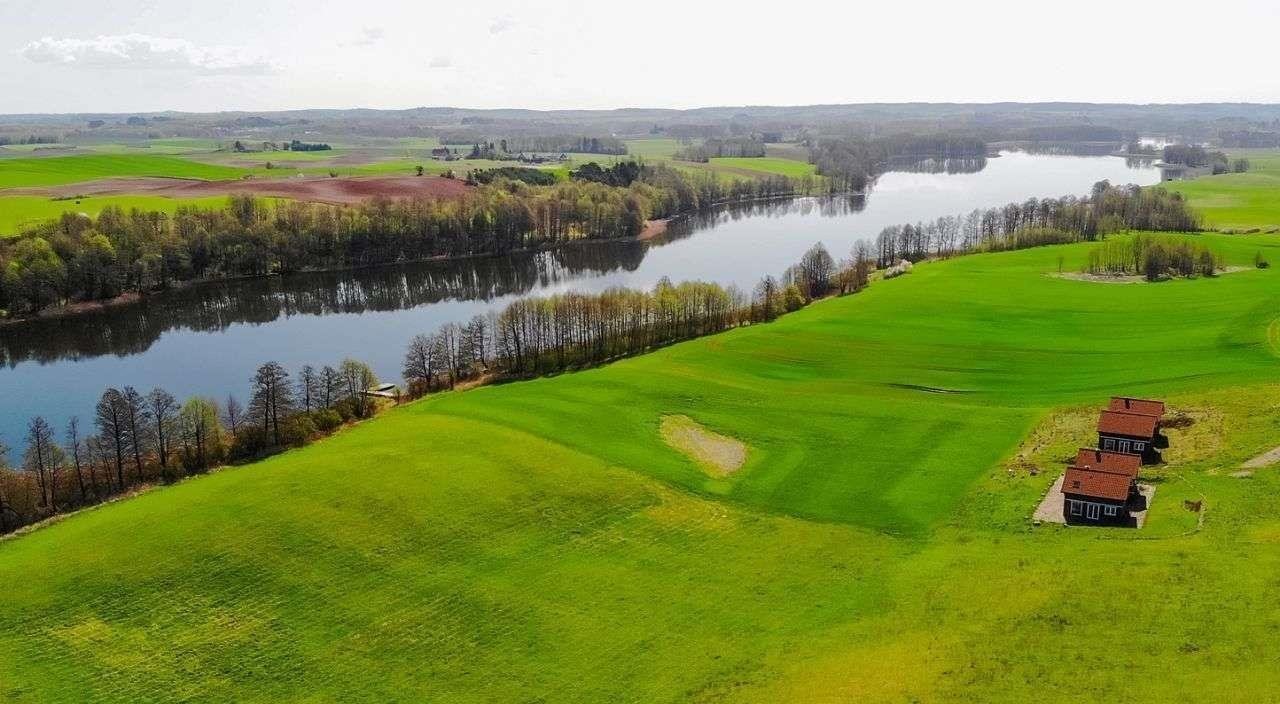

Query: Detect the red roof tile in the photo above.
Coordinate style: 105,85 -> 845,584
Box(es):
1072,448 -> 1141,478
1062,467 -> 1133,502
1108,397 -> 1166,417
1097,410 -> 1159,439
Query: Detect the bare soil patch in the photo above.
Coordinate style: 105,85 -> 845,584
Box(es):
660,415 -> 748,477
638,218 -> 670,241
13,175 -> 472,205
1241,445 -> 1280,469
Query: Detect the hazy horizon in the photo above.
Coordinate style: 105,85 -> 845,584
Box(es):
3,0 -> 1278,114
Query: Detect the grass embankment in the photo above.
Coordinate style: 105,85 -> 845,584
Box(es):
1163,148 -> 1280,231
2,234 -> 1280,701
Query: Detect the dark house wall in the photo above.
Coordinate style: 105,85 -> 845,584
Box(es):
1097,432 -> 1161,464
1062,494 -> 1134,527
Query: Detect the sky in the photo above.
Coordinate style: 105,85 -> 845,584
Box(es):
2,0 -> 1279,114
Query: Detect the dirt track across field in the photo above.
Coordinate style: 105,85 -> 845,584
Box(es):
9,175 -> 472,205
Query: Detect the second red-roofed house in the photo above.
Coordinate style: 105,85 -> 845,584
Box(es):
1097,401 -> 1165,464
1061,447 -> 1145,525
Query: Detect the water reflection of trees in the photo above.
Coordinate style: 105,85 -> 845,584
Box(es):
661,196 -> 867,240
0,242 -> 648,366
1010,142 -> 1121,157
1,197 -> 864,367
885,156 -> 988,174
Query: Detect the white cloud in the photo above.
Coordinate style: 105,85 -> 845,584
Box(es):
488,16 -> 516,34
428,55 -> 453,69
345,26 -> 385,47
19,34 -> 275,75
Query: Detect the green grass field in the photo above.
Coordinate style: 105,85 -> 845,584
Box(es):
1163,148 -> 1280,231
624,138 -> 819,182
2,232 -> 1280,701
0,154 -> 245,189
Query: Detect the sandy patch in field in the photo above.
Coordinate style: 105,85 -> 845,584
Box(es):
8,175 -> 472,205
1241,445 -> 1280,469
660,415 -> 747,477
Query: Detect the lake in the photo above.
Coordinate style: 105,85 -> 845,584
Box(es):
0,151 -> 1159,449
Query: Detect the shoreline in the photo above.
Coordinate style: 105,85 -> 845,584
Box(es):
1,191 -> 840,328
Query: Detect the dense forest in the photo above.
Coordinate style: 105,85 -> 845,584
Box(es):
465,166 -> 558,186
872,183 -> 1201,265
807,134 -> 988,192
285,139 -> 332,151
0,163 -> 807,316
439,134 -> 626,155
0,134 -> 59,146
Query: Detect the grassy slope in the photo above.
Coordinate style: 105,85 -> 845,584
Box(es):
1163,148 -> 1280,231
2,234 -> 1280,701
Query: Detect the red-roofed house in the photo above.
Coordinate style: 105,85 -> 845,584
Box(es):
1061,448 -> 1144,525
1072,447 -> 1141,477
1108,396 -> 1166,417
1097,406 -> 1164,464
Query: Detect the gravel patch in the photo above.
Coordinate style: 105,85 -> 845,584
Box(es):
660,415 -> 747,477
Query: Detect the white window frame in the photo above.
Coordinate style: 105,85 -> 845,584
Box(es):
1104,505 -> 1118,517
1086,503 -> 1101,520
1102,437 -> 1116,451
1069,500 -> 1082,516
1134,442 -> 1144,451
1118,440 -> 1131,453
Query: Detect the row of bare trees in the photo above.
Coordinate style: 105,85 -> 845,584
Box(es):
873,182 -> 1202,266
0,357 -> 381,535
402,242 -> 873,395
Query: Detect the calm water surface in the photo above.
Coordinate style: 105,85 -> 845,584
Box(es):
0,152 -> 1158,448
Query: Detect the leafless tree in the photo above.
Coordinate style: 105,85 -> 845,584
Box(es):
65,417 -> 88,503
147,388 -> 180,480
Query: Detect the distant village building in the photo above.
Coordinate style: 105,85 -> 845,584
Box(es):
431,147 -> 453,161
1062,448 -> 1143,524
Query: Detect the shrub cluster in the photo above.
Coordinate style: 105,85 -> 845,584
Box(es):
1085,234 -> 1221,281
